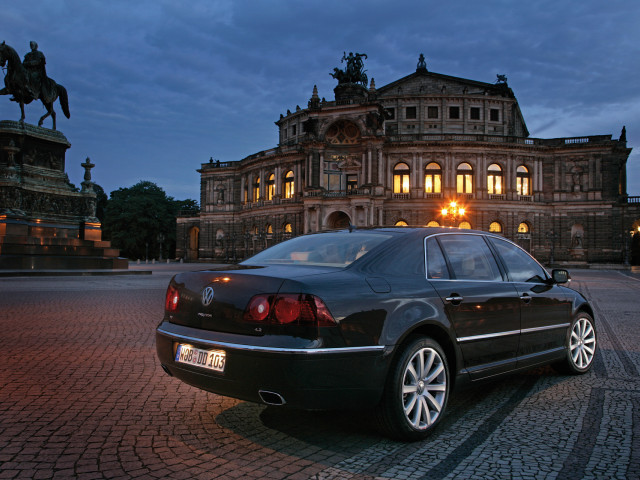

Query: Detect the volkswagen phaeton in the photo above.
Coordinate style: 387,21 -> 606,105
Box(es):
156,227 -> 596,440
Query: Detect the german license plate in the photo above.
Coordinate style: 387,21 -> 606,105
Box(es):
175,344 -> 226,373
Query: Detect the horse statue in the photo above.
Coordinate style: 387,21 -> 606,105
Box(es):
0,41 -> 70,130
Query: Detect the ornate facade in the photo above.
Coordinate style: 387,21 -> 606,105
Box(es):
177,55 -> 639,265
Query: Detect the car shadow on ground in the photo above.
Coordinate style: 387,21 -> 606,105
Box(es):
212,365 -> 567,454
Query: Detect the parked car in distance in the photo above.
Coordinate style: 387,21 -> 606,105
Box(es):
156,227 -> 596,441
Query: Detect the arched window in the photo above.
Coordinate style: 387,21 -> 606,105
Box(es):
284,170 -> 295,199
252,176 -> 260,201
425,162 -> 442,194
393,162 -> 410,194
266,173 -> 275,201
266,224 -> 273,234
395,220 -> 408,226
252,225 -> 259,235
456,163 -> 474,194
489,221 -> 503,233
518,222 -> 530,233
283,223 -> 292,234
243,179 -> 248,203
517,166 -> 531,196
426,221 -> 440,227
459,221 -> 472,229
487,164 -> 503,195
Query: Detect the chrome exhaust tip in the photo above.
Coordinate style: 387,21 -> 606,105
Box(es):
258,390 -> 286,406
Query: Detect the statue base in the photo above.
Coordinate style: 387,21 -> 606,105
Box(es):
0,121 -> 127,270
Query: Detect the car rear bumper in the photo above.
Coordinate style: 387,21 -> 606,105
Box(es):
156,321 -> 391,410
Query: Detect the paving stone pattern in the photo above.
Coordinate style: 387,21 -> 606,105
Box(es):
1,269 -> 639,479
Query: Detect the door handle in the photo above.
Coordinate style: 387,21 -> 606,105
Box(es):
445,295 -> 464,305
520,293 -> 532,304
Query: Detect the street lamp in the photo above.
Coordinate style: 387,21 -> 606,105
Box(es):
440,200 -> 466,227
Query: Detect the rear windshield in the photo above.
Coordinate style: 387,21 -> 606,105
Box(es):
241,232 -> 393,267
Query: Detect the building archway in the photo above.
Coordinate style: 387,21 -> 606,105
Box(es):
326,210 -> 351,229
631,219 -> 640,265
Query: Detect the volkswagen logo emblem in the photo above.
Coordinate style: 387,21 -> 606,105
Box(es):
201,286 -> 215,306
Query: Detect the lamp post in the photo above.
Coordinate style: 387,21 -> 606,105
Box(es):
440,200 -> 466,227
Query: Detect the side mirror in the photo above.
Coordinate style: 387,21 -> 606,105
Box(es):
551,269 -> 570,284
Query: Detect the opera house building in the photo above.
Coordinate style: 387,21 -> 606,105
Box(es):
177,55 -> 639,266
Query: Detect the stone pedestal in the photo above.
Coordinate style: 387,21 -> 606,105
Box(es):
0,121 -> 127,270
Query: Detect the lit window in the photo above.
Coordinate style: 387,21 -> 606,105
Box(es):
517,166 -> 531,196
252,176 -> 260,201
395,220 -> 409,226
456,163 -> 473,194
266,173 -> 275,201
252,225 -> 259,235
425,162 -> 442,193
266,224 -> 273,234
393,163 -> 410,194
487,164 -> 503,195
489,221 -> 502,233
459,221 -> 472,229
284,223 -> 292,234
346,174 -> 358,193
243,179 -> 248,203
427,221 -> 440,227
518,222 -> 530,233
284,170 -> 295,198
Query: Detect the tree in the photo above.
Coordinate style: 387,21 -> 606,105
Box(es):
102,181 -> 198,260
92,183 -> 108,223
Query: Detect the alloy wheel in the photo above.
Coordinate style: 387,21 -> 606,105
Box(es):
570,317 -> 596,369
401,347 -> 447,430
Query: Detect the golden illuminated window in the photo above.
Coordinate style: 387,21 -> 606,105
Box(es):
456,163 -> 473,194
487,164 -> 503,195
284,223 -> 292,233
252,176 -> 260,201
284,170 -> 295,199
427,221 -> 440,227
518,222 -> 530,233
266,173 -> 275,201
489,221 -> 502,233
394,162 -> 410,194
395,220 -> 408,226
459,221 -> 471,229
517,166 -> 531,196
252,225 -> 259,235
243,179 -> 248,203
266,224 -> 273,234
425,162 -> 442,193
325,120 -> 361,144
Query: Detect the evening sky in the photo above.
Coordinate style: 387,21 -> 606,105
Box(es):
2,0 -> 638,201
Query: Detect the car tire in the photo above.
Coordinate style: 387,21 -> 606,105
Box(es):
375,336 -> 450,441
554,312 -> 597,375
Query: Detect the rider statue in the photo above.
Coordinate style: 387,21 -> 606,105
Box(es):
23,41 -> 48,100
330,52 -> 368,86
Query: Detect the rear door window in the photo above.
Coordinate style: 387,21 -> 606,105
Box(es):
437,234 -> 502,281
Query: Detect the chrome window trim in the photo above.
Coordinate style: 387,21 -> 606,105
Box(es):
157,327 -> 385,355
457,323 -> 570,343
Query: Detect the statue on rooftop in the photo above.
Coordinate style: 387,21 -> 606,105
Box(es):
330,52 -> 368,86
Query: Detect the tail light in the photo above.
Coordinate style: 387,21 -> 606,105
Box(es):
165,285 -> 180,312
243,294 -> 336,326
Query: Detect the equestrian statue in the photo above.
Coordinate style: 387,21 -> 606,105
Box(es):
0,41 -> 70,130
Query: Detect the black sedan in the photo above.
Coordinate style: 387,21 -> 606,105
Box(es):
156,228 -> 596,441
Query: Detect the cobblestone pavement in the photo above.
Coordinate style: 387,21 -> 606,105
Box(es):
1,267 -> 639,479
